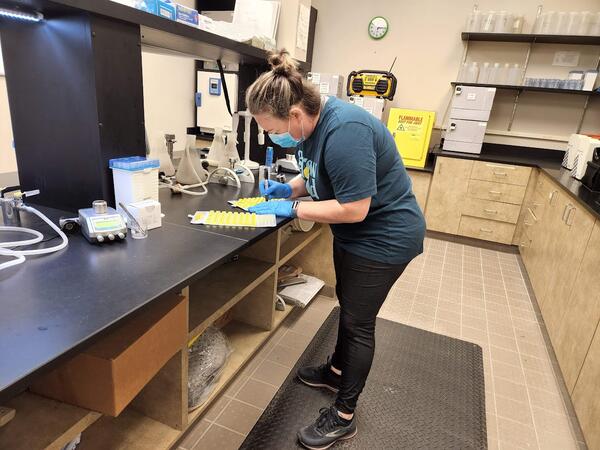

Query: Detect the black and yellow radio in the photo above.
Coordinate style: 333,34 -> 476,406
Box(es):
346,70 -> 397,100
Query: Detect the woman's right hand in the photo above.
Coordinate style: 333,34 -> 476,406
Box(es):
260,180 -> 293,199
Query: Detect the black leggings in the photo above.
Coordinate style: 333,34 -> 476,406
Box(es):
331,240 -> 408,414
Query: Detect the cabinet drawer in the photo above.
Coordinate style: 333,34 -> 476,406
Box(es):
462,198 -> 521,224
471,161 -> 531,186
458,216 -> 516,244
467,179 -> 527,205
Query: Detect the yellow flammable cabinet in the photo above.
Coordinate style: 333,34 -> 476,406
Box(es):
387,108 -> 435,168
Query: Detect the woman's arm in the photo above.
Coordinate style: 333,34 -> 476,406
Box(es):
288,175 -> 309,199
296,197 -> 371,224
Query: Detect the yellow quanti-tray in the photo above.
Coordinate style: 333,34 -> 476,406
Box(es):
228,197 -> 284,211
188,210 -> 277,228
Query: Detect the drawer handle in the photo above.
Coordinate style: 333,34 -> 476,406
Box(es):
479,228 -> 493,233
486,163 -> 516,170
493,172 -> 508,177
484,209 -> 498,214
565,205 -> 576,226
549,190 -> 558,205
524,221 -> 532,227
527,208 -> 538,221
489,190 -> 502,195
519,241 -> 529,249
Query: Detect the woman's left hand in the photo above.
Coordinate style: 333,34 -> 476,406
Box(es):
249,201 -> 295,218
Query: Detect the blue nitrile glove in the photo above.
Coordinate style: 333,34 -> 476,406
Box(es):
260,180 -> 292,199
249,200 -> 295,218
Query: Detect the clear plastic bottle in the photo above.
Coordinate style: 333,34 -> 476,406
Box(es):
507,64 -> 522,86
556,12 -> 569,35
467,62 -> 480,83
578,11 -> 592,35
590,12 -> 600,36
533,12 -> 545,34
567,12 -> 582,35
512,15 -> 524,33
496,63 -> 510,84
479,62 -> 491,84
494,11 -> 509,33
466,10 -> 483,32
489,62 -> 501,84
481,11 -> 496,33
457,62 -> 469,82
541,11 -> 557,34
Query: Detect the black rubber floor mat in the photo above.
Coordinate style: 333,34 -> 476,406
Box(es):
241,307 -> 486,449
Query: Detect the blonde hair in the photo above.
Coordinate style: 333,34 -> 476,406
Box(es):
245,49 -> 321,119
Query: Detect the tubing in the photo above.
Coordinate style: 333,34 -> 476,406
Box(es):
0,205 -> 69,272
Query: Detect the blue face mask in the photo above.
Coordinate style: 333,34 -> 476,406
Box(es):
269,117 -> 304,148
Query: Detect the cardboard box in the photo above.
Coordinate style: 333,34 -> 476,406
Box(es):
31,294 -> 187,416
176,3 -> 199,26
157,0 -> 176,20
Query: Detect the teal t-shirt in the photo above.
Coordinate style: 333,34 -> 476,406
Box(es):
296,97 -> 426,265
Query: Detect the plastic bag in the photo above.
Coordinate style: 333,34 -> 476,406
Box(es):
188,326 -> 232,410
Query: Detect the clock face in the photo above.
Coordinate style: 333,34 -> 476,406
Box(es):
369,16 -> 389,40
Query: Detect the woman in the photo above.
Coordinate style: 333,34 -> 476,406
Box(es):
246,50 -> 426,450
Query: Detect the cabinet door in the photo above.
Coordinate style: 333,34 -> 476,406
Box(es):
407,170 -> 431,213
539,191 -> 595,336
572,323 -> 600,450
554,221 -> 600,392
522,175 -> 558,302
425,157 -> 473,234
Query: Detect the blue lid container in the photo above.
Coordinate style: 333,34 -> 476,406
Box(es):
109,156 -> 160,171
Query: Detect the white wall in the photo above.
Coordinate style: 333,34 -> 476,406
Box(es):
141,50 -> 196,153
310,0 -> 600,150
0,0 -> 197,176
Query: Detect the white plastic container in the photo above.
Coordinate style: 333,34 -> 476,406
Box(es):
109,157 -> 160,214
556,12 -> 569,34
578,11 -> 592,35
481,11 -> 496,33
466,10 -> 483,32
512,15 -> 524,33
590,12 -> 600,36
567,12 -> 582,35
507,64 -> 522,85
496,63 -> 510,84
479,62 -> 491,83
541,11 -> 557,34
494,11 -> 510,33
466,62 -> 480,83
489,62 -> 501,83
128,199 -> 162,230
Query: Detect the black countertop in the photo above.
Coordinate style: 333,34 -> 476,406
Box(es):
432,144 -> 600,219
0,181 -> 288,401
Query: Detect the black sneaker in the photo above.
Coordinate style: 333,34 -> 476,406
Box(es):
297,359 -> 341,393
297,406 -> 357,450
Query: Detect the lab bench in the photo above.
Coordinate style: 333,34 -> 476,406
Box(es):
0,182 -> 334,449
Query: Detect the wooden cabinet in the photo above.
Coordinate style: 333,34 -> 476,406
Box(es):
572,323 -> 600,450
554,222 -> 600,392
458,216 -> 516,244
467,179 -> 527,205
518,173 -> 559,303
425,157 -> 473,234
471,161 -> 532,186
425,157 -> 531,244
407,170 -> 431,212
538,191 -> 595,336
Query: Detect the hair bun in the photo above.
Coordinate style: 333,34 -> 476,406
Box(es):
268,49 -> 298,77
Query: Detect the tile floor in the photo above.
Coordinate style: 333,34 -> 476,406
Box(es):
177,236 -> 585,450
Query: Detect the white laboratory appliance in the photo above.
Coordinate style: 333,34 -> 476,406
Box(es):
443,85 -> 496,154
572,136 -> 600,180
196,70 -> 238,133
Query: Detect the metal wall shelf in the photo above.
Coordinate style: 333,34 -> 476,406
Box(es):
2,0 -> 312,69
461,32 -> 600,46
451,82 -> 600,96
